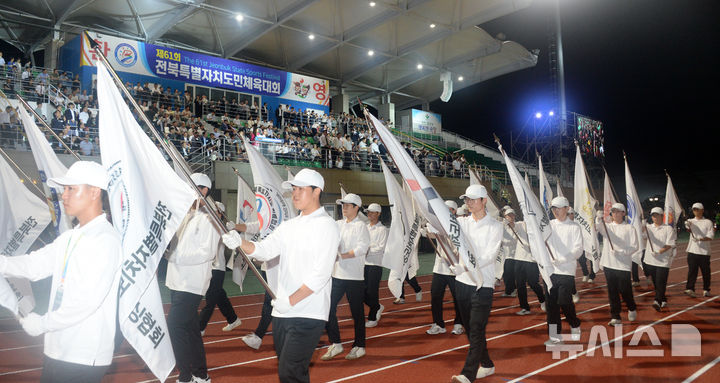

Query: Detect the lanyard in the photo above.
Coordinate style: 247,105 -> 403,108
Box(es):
60,232 -> 84,285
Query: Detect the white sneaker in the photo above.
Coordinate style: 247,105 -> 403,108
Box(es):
365,320 -> 378,328
516,309 -> 531,316
494,279 -> 501,287
608,318 -> 622,326
241,333 -> 262,350
544,338 -> 563,346
652,301 -> 661,312
572,293 -> 580,303
345,346 -> 366,360
661,301 -> 667,308
177,379 -> 192,383
451,324 -> 464,335
193,376 -> 211,383
587,278 -> 594,284
451,375 -> 472,383
628,310 -> 637,322
632,281 -> 640,287
510,290 -> 517,297
571,327 -> 581,341
426,323 -> 447,335
703,290 -> 711,297
376,304 -> 385,321
415,291 -> 423,302
684,289 -> 697,298
321,343 -> 344,361
200,330 -> 205,337
582,276 -> 588,282
222,318 -> 242,332
540,302 -> 547,312
476,366 -> 495,379
393,297 -> 405,304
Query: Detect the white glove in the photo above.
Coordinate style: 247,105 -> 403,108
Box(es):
222,231 -> 243,250
609,249 -> 622,258
20,313 -> 46,337
271,295 -> 293,314
449,265 -> 462,276
647,251 -> 658,258
225,221 -> 237,232
684,221 -> 691,230
596,210 -> 605,219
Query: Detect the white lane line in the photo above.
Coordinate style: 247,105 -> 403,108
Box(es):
682,355 -> 720,383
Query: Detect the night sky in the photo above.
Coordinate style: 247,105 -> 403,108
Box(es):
430,0 -> 720,212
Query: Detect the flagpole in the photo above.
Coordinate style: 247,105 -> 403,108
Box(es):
0,90 -> 82,160
86,32 -> 275,300
359,106 -> 461,266
494,133 -> 556,261
0,147 -> 48,197
506,221 -> 527,248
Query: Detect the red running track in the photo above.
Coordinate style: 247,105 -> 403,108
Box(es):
1,242 -> 719,382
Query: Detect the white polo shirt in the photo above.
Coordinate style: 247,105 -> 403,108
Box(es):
547,218 -> 584,276
511,222 -> 535,263
365,221 -> 388,267
597,220 -> 639,272
333,215 -> 370,280
686,218 -> 714,255
455,214 -> 503,289
502,223 -> 518,261
248,207 -> 340,321
643,223 -> 677,268
1,214 -> 121,366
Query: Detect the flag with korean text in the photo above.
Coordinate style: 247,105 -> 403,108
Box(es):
623,155 -> 645,264
0,154 -> 51,315
538,156 -> 554,213
98,60 -> 196,382
364,110 -> 484,285
573,146 -> 600,273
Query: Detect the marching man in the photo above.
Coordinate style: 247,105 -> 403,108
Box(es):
643,207 -> 677,310
0,161 -> 122,382
364,203 -> 387,328
544,196 -> 583,345
505,208 -> 546,315
684,202 -> 714,298
222,169 -> 340,383
451,184 -> 503,383
322,193 -> 370,361
596,202 -> 639,326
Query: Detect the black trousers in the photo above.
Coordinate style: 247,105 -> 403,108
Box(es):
198,269 -> 238,330
514,261 -> 545,310
325,278 -> 366,347
455,282 -> 494,380
631,253 -> 650,282
40,357 -> 109,383
430,272 -> 461,328
399,274 -> 422,299
253,270 -> 273,338
645,264 -> 669,303
544,274 -> 580,337
273,317 -> 325,383
168,290 -> 208,382
686,252 -> 711,292
578,253 -> 596,279
503,259 -> 517,294
604,268 -> 636,320
363,265 -> 383,321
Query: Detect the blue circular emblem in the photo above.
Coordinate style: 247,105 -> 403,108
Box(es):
115,43 -> 138,67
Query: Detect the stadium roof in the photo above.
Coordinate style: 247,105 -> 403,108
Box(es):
0,0 -> 538,110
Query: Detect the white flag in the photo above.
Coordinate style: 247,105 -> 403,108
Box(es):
380,161 -> 421,298
498,144 -> 554,288
98,60 -> 196,382
242,138 -> 296,291
17,105 -> 72,234
524,171 -> 530,187
0,154 -> 52,315
573,146 -> 600,273
664,173 -> 683,228
538,156 -> 554,213
556,181 -> 564,197
0,276 -> 18,315
364,110 -> 485,285
232,173 -> 256,290
603,170 -> 617,223
623,155 -> 645,264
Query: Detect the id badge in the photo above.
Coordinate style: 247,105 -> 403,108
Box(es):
51,285 -> 64,311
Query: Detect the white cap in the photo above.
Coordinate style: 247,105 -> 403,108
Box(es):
568,207 -> 575,215
48,161 -> 109,190
367,203 -> 382,213
336,193 -> 362,207
445,200 -> 458,210
502,205 -> 512,212
457,206 -> 467,215
504,208 -> 516,216
191,173 -> 212,188
650,207 -> 663,215
611,202 -> 626,212
692,202 -> 704,210
551,196 -> 570,208
215,201 -> 226,213
460,184 -> 488,200
281,168 -> 324,190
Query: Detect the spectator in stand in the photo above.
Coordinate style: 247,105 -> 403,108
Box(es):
64,103 -> 79,127
79,136 -> 94,156
78,105 -> 90,126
